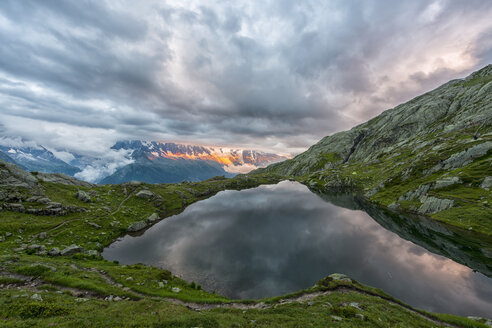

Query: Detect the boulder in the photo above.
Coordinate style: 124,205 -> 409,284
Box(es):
328,273 -> 352,283
433,176 -> 461,189
61,244 -> 84,256
136,190 -> 154,199
48,247 -> 61,256
480,176 -> 492,189
145,213 -> 160,223
418,196 -> 454,214
75,190 -> 92,203
399,184 -> 430,201
127,221 -> 148,232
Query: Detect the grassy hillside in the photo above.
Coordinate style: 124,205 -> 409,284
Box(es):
258,65 -> 492,235
0,160 -> 489,327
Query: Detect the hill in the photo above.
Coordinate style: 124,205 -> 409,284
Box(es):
259,65 -> 492,235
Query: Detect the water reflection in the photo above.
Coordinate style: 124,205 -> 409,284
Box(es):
103,181 -> 492,317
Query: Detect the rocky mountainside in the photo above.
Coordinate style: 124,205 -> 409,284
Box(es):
0,144 -> 80,176
99,156 -> 233,184
260,65 -> 492,234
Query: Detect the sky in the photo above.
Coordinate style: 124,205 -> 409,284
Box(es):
0,0 -> 491,157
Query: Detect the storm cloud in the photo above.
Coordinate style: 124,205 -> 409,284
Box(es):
0,0 -> 491,155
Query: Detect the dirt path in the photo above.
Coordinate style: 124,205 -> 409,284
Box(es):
0,268 -> 465,327
111,189 -> 137,216
29,218 -> 82,242
66,266 -> 462,327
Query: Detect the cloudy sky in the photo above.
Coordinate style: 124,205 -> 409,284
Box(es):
0,0 -> 491,156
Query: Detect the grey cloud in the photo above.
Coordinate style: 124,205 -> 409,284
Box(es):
0,0 -> 490,155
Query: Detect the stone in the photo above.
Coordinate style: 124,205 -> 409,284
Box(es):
145,213 -> 160,223
75,190 -> 92,203
158,282 -> 164,288
480,176 -> 492,189
136,190 -> 154,199
331,315 -> 343,321
38,232 -> 47,240
418,196 -> 454,214
433,176 -> 461,189
349,302 -> 362,310
61,244 -> 84,256
86,250 -> 99,256
127,221 -> 148,232
399,184 -> 430,201
328,273 -> 352,283
31,293 -> 43,301
5,232 -> 12,237
171,287 -> 181,293
429,141 -> 492,174
37,197 -> 52,204
87,222 -> 101,229
355,313 -> 366,320
388,202 -> 399,211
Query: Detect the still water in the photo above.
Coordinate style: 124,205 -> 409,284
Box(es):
103,181 -> 492,317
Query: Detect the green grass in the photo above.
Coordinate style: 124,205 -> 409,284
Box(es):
0,169 -> 490,327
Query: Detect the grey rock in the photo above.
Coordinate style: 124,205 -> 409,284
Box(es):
75,190 -> 92,203
145,213 -> 160,223
4,203 -> 25,212
0,160 -> 39,188
37,197 -> 52,204
418,196 -> 454,214
327,273 -> 352,283
48,247 -> 61,256
31,293 -> 43,301
61,244 -> 84,256
87,222 -> 101,229
399,184 -> 430,201
136,190 -> 154,199
38,232 -> 47,240
331,315 -> 343,321
429,141 -> 492,174
127,221 -> 148,232
86,250 -> 99,256
388,202 -> 399,211
37,172 -> 93,187
480,176 -> 492,189
171,287 -> 181,293
433,176 -> 461,189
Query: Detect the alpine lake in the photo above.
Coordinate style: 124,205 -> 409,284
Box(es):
103,181 -> 492,317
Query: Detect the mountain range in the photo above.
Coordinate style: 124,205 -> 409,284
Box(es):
0,140 -> 287,184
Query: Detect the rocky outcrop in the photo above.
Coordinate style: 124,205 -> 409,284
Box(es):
428,141 -> 492,175
146,213 -> 160,223
418,196 -> 454,214
37,172 -> 93,187
481,176 -> 492,189
60,244 -> 84,256
127,221 -> 148,232
136,190 -> 154,199
75,190 -> 92,203
0,160 -> 39,188
399,184 -> 431,201
433,176 -> 461,189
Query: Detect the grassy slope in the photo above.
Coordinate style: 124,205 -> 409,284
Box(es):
0,171 -> 488,327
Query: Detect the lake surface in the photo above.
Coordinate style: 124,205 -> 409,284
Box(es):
103,181 -> 492,317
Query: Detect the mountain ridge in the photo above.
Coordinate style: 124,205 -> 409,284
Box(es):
257,64 -> 492,234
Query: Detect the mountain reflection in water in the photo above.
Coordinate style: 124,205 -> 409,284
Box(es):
103,181 -> 492,317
